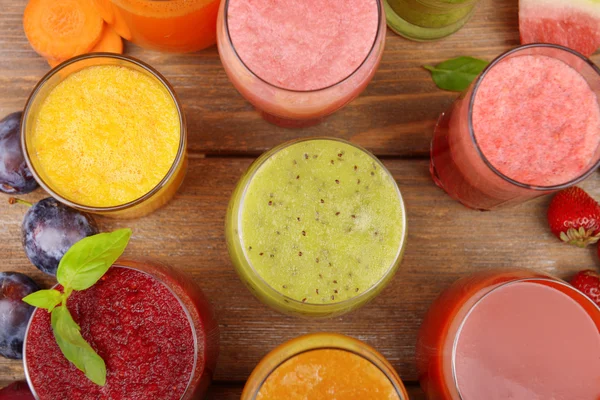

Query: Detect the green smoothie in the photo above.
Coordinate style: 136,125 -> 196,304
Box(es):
239,140 -> 405,305
384,0 -> 479,41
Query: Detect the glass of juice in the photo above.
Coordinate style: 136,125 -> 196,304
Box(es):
23,258 -> 220,399
384,0 -> 480,41
92,0 -> 220,53
242,333 -> 410,399
416,269 -> 600,400
430,44 -> 600,210
226,138 -> 407,318
216,0 -> 386,128
22,53 -> 187,218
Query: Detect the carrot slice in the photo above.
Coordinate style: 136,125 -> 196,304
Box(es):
90,24 -> 123,54
24,0 -> 104,61
44,24 -> 123,69
91,0 -> 114,24
46,58 -> 62,69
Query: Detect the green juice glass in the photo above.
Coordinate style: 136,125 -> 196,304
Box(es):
384,0 -> 480,41
225,138 -> 408,318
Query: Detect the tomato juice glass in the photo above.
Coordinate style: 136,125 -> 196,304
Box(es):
242,333 -> 410,399
23,258 -> 220,400
216,0 -> 386,128
416,269 -> 600,400
430,44 -> 600,210
22,54 -> 187,219
92,0 -> 220,53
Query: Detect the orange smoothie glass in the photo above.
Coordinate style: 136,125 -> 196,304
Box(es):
416,269 -> 600,400
22,54 -> 187,218
216,0 -> 386,128
92,0 -> 220,53
242,333 -> 409,400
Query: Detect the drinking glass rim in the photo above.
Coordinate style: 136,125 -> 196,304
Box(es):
234,137 -> 407,310
245,333 -> 408,399
467,43 -> 600,191
450,276 -> 600,400
22,262 -> 200,400
222,0 -> 384,93
21,53 -> 187,213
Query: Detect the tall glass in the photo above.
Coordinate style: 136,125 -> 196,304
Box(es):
92,0 -> 220,53
416,269 -> 600,399
242,333 -> 409,399
22,54 -> 187,219
384,0 -> 480,41
430,44 -> 600,210
216,0 -> 386,128
23,258 -> 220,399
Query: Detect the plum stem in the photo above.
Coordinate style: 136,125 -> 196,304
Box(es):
8,197 -> 32,207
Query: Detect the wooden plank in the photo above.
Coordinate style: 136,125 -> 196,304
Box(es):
1,157 -> 597,386
2,0 -> 597,157
204,383 -> 427,399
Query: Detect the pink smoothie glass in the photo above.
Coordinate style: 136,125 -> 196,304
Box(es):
216,0 -> 386,128
430,44 -> 600,210
416,269 -> 600,400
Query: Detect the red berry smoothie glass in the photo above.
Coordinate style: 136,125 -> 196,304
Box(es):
430,44 -> 600,210
216,0 -> 386,128
23,258 -> 219,400
416,269 -> 600,400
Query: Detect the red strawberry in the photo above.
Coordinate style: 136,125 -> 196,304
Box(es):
570,270 -> 600,307
547,187 -> 600,247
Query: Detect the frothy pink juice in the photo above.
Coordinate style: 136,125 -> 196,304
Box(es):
430,46 -> 600,210
216,0 -> 385,126
455,282 -> 600,400
227,0 -> 378,91
473,55 -> 600,186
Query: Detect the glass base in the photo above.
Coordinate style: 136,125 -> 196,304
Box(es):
260,110 -> 325,129
383,0 -> 475,41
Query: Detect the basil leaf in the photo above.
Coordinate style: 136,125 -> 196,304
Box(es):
51,306 -> 106,386
57,229 -> 132,291
22,289 -> 63,312
424,56 -> 489,92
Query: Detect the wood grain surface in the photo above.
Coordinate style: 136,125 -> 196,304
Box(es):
1,0 -> 600,398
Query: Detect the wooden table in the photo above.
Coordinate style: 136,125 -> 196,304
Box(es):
1,0 -> 599,398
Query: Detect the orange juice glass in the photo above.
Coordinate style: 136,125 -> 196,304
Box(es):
92,0 -> 220,53
242,333 -> 409,400
22,54 -> 187,218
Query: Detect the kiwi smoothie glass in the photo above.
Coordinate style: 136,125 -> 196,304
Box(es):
384,0 -> 480,41
225,138 -> 407,318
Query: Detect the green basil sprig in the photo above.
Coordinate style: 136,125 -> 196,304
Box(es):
424,56 -> 489,92
23,228 -> 132,386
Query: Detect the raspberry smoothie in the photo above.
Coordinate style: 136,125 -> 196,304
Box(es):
24,260 -> 219,400
430,45 -> 600,210
217,0 -> 385,126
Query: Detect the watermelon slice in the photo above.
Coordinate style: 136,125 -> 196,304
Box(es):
519,0 -> 600,57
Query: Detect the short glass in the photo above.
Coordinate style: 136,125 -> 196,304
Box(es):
23,258 -> 220,400
226,138 -> 407,318
430,44 -> 600,210
384,0 -> 480,41
22,54 -> 187,219
92,0 -> 220,53
216,0 -> 386,128
416,269 -> 600,399
242,333 -> 410,399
